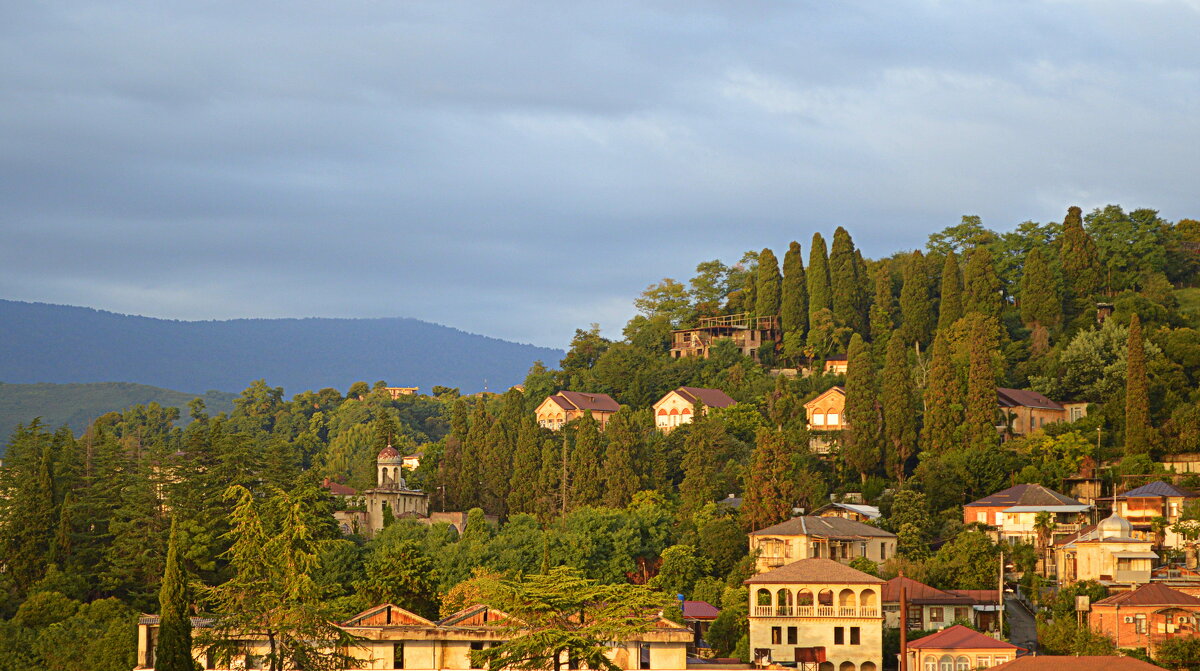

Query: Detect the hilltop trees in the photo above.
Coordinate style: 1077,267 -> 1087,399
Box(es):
937,251 -> 964,332
741,428 -> 795,531
900,251 -> 934,347
154,519 -> 193,671
780,241 -> 809,337
881,335 -> 918,481
808,233 -> 832,325
1020,245 -> 1061,352
1059,206 -> 1103,315
755,248 -> 782,317
830,227 -> 868,334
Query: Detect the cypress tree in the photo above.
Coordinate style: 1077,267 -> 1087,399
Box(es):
830,227 -> 867,333
1059,206 -> 1103,315
899,251 -> 935,347
855,249 -> 873,325
480,419 -> 513,517
964,317 -> 1000,449
536,437 -> 563,521
807,233 -> 832,324
507,417 -> 542,515
741,428 -> 796,531
456,400 -> 490,510
962,246 -> 1002,321
1125,314 -> 1151,455
869,261 -> 895,356
756,248 -> 782,317
922,331 -> 962,454
680,412 -> 729,515
569,412 -> 605,508
937,251 -> 963,332
1019,245 -> 1061,355
843,334 -> 881,481
155,517 -> 193,671
780,241 -> 809,337
881,335 -> 917,482
601,408 -> 642,508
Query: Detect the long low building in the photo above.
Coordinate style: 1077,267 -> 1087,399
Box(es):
135,603 -> 691,671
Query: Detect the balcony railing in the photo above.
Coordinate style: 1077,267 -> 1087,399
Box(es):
753,606 -> 880,618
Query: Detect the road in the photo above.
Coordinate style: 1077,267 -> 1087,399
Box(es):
1005,595 -> 1038,653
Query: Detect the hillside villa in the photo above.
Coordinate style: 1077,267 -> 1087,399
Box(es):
750,516 -> 896,573
535,391 -> 620,430
651,386 -> 736,433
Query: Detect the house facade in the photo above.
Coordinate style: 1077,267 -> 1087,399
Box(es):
1089,583 -> 1200,655
1055,515 -> 1158,586
963,483 -> 1090,544
804,386 -> 846,454
534,391 -> 620,430
746,558 -> 884,671
906,625 -> 1023,671
670,313 -> 781,360
750,516 -> 896,573
651,387 -> 736,434
1111,481 -> 1200,549
881,577 -> 1001,632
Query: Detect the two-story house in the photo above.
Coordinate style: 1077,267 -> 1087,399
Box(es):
534,391 -> 620,431
804,386 -> 847,454
670,313 -> 781,360
1089,583 -> 1200,656
963,483 -> 1090,544
1055,514 -> 1158,587
651,386 -> 736,434
750,517 -> 897,573
1111,481 -> 1200,549
746,558 -> 884,671
907,625 -> 1024,671
881,577 -> 1001,632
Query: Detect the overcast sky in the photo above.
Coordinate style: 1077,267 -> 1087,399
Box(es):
1,1 -> 1197,349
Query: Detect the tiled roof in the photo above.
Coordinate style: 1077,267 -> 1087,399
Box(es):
321,478 -> 358,496
881,577 -> 972,605
750,516 -> 896,539
990,657 -> 1162,671
1118,480 -> 1199,499
683,600 -> 721,619
1093,583 -> 1200,607
908,625 -> 1024,651
745,558 -> 884,585
675,387 -> 737,409
552,391 -> 620,413
997,388 -> 1064,411
803,386 -> 846,408
947,589 -> 1001,603
965,483 -> 1082,508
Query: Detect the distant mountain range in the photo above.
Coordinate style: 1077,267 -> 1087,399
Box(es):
0,299 -> 564,398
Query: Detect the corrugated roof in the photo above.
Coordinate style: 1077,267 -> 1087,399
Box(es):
965,483 -> 1082,508
1093,583 -> 1200,607
745,558 -> 884,585
750,516 -> 896,539
675,387 -> 737,409
908,625 -> 1024,651
1118,480 -> 1199,499
997,387 -> 1064,411
814,502 -> 882,520
991,656 -> 1162,671
553,391 -> 620,413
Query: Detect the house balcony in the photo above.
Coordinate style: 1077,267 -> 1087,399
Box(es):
752,606 -> 880,618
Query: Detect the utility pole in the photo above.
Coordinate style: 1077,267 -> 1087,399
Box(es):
899,574 -> 909,671
998,549 -> 1005,635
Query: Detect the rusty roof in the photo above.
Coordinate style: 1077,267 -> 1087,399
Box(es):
1117,480 -> 1199,499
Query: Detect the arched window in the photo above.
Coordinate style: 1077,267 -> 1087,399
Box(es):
939,655 -> 954,671
757,589 -> 772,607
839,662 -> 856,671
657,408 -> 668,416
796,589 -> 814,606
812,412 -> 826,426
860,589 -> 877,609
861,664 -> 876,671
838,589 -> 857,609
818,589 -> 834,606
956,657 -> 970,671
924,657 -> 937,671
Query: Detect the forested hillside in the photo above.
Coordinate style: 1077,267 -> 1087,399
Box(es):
0,300 -> 562,396
1,204 -> 1199,669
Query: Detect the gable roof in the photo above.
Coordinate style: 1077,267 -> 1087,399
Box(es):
803,386 -> 845,409
908,624 -> 1024,651
673,386 -> 737,409
997,388 -> 1064,411
437,604 -> 522,627
882,577 -> 973,605
745,558 -> 884,585
1093,582 -> 1200,607
965,483 -> 1082,508
341,603 -> 436,627
750,516 -> 896,539
550,391 -> 620,413
682,600 -> 721,620
990,657 -> 1163,671
1118,480 -> 1199,499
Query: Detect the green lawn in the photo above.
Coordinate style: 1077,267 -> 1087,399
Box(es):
1176,287 -> 1200,328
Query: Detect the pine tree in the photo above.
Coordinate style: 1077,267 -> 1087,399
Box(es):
964,317 -> 1000,450
569,413 -> 605,508
962,246 -> 1002,321
756,248 -> 782,317
807,233 -> 832,324
937,251 -> 963,332
601,408 -> 642,508
881,335 -> 918,482
155,517 -> 194,671
741,428 -> 796,531
1059,206 -> 1103,315
507,417 -> 542,515
741,264 -> 758,314
869,261 -> 895,357
1125,314 -> 1151,455
830,227 -> 867,333
922,331 -> 962,454
780,241 -> 809,337
842,334 -> 881,481
899,251 -> 934,347
680,413 -> 730,515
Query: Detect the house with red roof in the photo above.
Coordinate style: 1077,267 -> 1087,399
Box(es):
1111,480 -> 1200,549
882,577 -> 1001,632
534,391 -> 620,430
1089,582 -> 1200,655
682,600 -> 721,651
963,483 -> 1090,544
906,624 -> 1024,671
750,517 -> 897,573
652,387 -> 736,434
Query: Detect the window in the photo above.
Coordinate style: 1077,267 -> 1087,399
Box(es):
788,627 -> 798,645
994,512 -> 1003,526
976,512 -> 987,523
834,627 -> 845,645
956,657 -> 970,671
813,413 -> 826,426
930,607 -> 944,623
1136,615 -> 1147,634
924,657 -> 937,671
850,627 -> 860,645
471,642 -> 485,651
772,627 -> 782,645
827,413 -> 840,425
993,657 -> 1008,665
955,607 -> 969,621
393,643 -> 405,669
977,657 -> 991,668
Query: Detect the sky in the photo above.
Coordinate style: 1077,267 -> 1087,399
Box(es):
1,1 -> 1198,349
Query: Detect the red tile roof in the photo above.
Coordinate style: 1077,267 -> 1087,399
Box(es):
882,577 -> 973,605
745,558 -> 884,585
996,387 -> 1064,411
908,625 -> 1024,651
990,657 -> 1162,671
683,600 -> 721,620
675,387 -> 737,409
321,478 -> 358,496
965,483 -> 1082,508
1093,582 -> 1200,607
552,391 -> 620,413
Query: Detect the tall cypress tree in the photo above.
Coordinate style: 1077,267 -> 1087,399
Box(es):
569,413 -> 605,508
964,317 -> 1000,449
807,233 -> 832,324
937,251 -> 963,332
962,246 -> 1002,321
780,241 -> 809,337
741,428 -> 796,532
843,334 -> 880,481
881,335 -> 918,482
756,248 -> 782,317
456,400 -> 490,510
536,437 -> 563,520
899,251 -> 934,347
830,227 -> 867,333
1020,245 -> 1061,354
680,413 -> 730,515
869,261 -> 895,357
922,332 -> 962,454
1059,206 -> 1103,315
156,517 -> 194,671
480,419 -> 513,517
506,417 -> 542,515
601,408 -> 642,508
1125,314 -> 1151,455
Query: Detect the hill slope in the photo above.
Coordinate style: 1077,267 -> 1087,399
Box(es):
0,300 -> 563,396
0,382 -> 236,447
